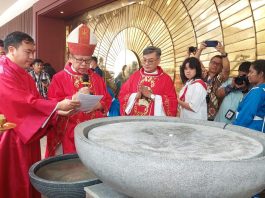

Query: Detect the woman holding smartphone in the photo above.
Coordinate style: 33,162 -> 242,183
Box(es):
178,57 -> 207,120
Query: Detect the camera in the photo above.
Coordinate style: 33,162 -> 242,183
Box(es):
206,94 -> 210,104
41,79 -> 48,84
234,75 -> 249,86
188,46 -> 197,53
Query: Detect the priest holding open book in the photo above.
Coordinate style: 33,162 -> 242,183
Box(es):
46,24 -> 111,157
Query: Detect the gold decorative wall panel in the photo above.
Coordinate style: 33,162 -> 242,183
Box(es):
78,0 -> 265,89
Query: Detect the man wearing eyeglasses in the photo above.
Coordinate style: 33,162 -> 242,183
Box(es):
119,46 -> 178,116
46,24 -> 111,157
196,41 -> 230,121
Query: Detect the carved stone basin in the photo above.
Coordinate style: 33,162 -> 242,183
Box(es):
29,154 -> 101,198
75,116 -> 265,198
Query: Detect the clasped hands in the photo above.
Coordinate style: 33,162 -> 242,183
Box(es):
136,85 -> 152,100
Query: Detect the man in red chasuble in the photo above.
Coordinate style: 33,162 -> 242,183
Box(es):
46,24 -> 111,156
119,46 -> 178,116
0,32 -> 80,198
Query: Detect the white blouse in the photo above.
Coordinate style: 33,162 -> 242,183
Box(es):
179,79 -> 207,120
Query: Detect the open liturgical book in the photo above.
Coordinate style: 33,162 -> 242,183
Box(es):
77,93 -> 103,112
41,93 -> 103,128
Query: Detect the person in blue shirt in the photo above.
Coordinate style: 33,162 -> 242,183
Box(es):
233,59 -> 265,132
90,56 -> 103,77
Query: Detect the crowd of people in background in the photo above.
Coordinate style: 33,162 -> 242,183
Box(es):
0,25 -> 265,198
1,32 -> 265,140
3,33 -> 263,134
182,41 -> 265,134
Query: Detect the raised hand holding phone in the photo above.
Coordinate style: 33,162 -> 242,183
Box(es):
204,40 -> 218,47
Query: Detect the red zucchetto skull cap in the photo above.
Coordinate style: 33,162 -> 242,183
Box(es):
67,24 -> 97,56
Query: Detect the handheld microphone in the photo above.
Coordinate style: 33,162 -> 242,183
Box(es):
82,74 -> 89,87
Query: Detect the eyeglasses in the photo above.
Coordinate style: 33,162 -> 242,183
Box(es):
210,60 -> 222,66
141,58 -> 158,65
72,56 -> 91,64
34,63 -> 43,67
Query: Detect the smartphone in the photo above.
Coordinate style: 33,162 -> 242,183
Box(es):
225,109 -> 235,120
205,40 -> 218,47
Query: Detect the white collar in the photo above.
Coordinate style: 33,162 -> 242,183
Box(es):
144,70 -> 158,75
186,79 -> 194,85
71,65 -> 77,72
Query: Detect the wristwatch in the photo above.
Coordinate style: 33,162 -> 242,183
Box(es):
221,52 -> 228,58
150,94 -> 155,100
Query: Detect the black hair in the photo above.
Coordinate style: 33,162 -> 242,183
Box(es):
251,59 -> 265,79
238,61 -> 251,73
32,58 -> 44,65
180,57 -> 202,83
43,62 -> 52,67
210,55 -> 222,61
4,31 -> 34,52
0,39 -> 4,47
91,56 -> 98,63
143,46 -> 161,58
43,62 -> 56,79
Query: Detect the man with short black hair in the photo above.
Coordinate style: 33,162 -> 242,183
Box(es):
29,58 -> 51,98
90,56 -> 103,77
196,41 -> 230,121
0,31 -> 80,198
119,46 -> 178,116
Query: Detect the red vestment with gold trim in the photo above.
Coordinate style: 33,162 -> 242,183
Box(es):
119,66 -> 178,116
46,63 -> 111,156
